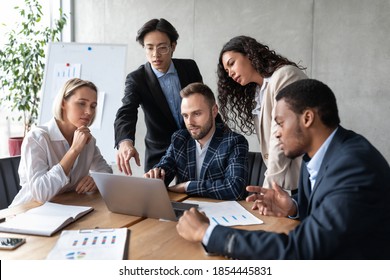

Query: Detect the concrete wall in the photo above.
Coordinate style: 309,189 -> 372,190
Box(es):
74,0 -> 390,175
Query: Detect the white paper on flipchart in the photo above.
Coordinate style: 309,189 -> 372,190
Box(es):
51,63 -> 81,99
89,91 -> 105,130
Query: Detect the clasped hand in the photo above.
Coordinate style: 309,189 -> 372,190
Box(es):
71,126 -> 92,153
176,208 -> 210,242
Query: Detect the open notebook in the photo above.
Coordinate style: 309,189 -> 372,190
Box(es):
0,202 -> 93,236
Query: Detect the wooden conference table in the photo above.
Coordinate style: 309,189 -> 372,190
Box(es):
0,191 -> 299,260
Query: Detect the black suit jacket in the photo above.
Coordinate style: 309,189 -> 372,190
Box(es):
114,59 -> 202,171
206,126 -> 390,259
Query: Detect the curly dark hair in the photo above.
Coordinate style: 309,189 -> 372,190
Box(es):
217,36 -> 306,135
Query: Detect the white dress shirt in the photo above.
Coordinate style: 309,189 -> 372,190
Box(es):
251,77 -> 269,117
181,132 -> 214,191
10,118 -> 112,207
194,135 -> 213,180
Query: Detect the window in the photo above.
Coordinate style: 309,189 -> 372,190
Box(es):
0,0 -> 72,157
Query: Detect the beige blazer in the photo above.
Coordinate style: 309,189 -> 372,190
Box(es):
254,65 -> 308,190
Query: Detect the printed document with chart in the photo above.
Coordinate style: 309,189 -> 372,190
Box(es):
46,228 -> 130,260
185,200 -> 263,226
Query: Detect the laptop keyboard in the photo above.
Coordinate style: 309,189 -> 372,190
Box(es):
171,201 -> 198,218
174,209 -> 185,218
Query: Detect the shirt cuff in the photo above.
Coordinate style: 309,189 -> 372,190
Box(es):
184,181 -> 190,191
56,163 -> 70,183
118,139 -> 134,147
202,223 -> 217,246
288,198 -> 299,219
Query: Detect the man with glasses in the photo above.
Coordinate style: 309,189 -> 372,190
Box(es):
114,18 -> 203,175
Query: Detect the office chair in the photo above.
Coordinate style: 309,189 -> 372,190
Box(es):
0,156 -> 21,209
247,151 -> 267,186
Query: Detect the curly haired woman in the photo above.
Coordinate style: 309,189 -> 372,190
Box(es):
217,36 -> 307,195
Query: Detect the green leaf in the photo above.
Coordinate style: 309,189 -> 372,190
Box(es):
0,0 -> 67,135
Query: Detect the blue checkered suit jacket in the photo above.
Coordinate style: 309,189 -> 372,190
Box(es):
155,124 -> 249,200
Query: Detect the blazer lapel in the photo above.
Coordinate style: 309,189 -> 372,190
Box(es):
301,154 -> 312,198
308,126 -> 346,207
144,62 -> 177,128
173,59 -> 186,88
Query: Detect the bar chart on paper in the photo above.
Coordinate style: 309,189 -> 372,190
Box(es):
46,228 -> 130,260
187,200 -> 263,226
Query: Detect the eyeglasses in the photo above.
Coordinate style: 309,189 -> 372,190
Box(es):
144,44 -> 171,55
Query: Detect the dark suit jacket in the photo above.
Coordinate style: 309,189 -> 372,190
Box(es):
155,124 -> 249,200
206,126 -> 390,259
114,59 -> 202,171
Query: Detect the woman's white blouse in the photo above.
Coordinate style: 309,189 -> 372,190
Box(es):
10,118 -> 112,207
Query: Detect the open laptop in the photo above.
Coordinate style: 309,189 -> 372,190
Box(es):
90,172 -> 198,221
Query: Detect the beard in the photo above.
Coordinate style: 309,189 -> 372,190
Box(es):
188,112 -> 214,141
283,124 -> 306,159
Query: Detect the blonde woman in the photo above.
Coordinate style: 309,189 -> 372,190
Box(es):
11,78 -> 112,206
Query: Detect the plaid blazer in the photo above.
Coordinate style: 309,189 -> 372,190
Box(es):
155,124 -> 249,200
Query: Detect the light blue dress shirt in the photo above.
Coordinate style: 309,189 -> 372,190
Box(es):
151,62 -> 183,128
305,127 -> 338,190
288,127 -> 338,219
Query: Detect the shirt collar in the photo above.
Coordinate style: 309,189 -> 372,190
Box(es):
260,76 -> 270,91
255,76 -> 270,97
195,128 -> 215,153
305,127 -> 339,181
252,77 -> 270,115
42,118 -> 67,142
151,61 -> 176,78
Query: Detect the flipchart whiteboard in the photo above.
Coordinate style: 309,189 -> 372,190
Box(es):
39,42 -> 127,164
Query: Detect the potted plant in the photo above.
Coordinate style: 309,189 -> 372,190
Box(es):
0,0 -> 67,155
